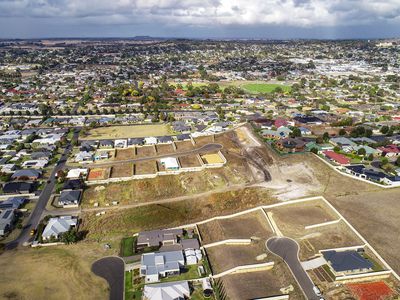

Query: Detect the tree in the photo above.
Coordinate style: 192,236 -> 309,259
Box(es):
380,125 -> 389,135
339,129 -> 346,136
357,148 -> 366,156
61,229 -> 79,244
290,127 -> 301,138
396,156 -> 400,166
310,148 -> 318,154
322,132 -> 330,142
368,154 -> 374,161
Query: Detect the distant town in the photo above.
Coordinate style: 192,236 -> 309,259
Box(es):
0,38 -> 400,300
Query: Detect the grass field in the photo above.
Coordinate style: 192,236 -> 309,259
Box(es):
80,187 -> 275,241
241,83 -> 291,94
0,243 -> 112,300
81,124 -> 171,140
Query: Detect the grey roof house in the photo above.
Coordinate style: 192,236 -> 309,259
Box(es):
140,251 -> 185,283
58,190 -> 82,207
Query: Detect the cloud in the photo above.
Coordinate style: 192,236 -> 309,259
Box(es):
0,0 -> 399,33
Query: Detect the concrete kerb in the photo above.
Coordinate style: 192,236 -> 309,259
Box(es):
212,261 -> 275,279
304,218 -> 342,230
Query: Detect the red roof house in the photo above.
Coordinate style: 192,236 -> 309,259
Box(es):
323,151 -> 350,165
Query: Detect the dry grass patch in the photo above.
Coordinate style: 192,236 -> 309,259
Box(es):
136,145 -> 156,158
80,187 -> 276,241
178,155 -> 202,168
193,135 -> 214,146
155,143 -> 175,155
81,124 -> 171,140
198,210 -> 273,244
220,260 -> 305,300
175,140 -> 194,151
115,148 -> 135,160
110,163 -> 133,178
0,242 -> 113,300
134,161 -> 156,175
206,241 -> 269,274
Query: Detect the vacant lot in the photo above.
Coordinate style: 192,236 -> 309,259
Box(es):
115,148 -> 135,160
0,243 -> 112,300
178,155 -> 202,168
136,145 -> 156,158
193,135 -> 214,146
198,210 -> 273,244
174,140 -> 194,151
81,124 -> 171,140
155,143 -> 175,155
267,200 -> 338,237
220,260 -> 304,300
201,152 -> 224,164
297,221 -> 364,260
88,168 -> 109,181
80,187 -> 275,241
134,161 -> 156,175
241,83 -> 291,94
204,241 -> 268,274
111,163 -> 133,178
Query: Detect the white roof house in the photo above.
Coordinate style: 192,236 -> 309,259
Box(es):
145,137 -> 158,145
67,168 -> 88,179
160,157 -> 179,170
143,281 -> 190,300
42,216 -> 77,240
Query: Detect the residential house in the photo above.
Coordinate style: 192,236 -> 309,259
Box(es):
143,281 -> 190,300
160,157 -> 180,171
58,190 -> 82,207
42,216 -> 78,240
140,251 -> 185,283
322,250 -> 373,276
2,182 -> 35,194
0,209 -> 15,236
323,151 -> 351,165
137,229 -> 183,248
11,169 -> 41,181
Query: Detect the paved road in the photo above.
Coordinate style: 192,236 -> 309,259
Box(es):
92,257 -> 124,300
6,130 -> 79,249
267,237 -> 320,300
84,143 -> 223,168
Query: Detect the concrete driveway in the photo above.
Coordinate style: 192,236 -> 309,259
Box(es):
267,237 -> 320,300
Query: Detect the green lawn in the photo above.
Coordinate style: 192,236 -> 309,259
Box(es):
160,265 -> 201,283
120,237 -> 135,257
241,83 -> 291,94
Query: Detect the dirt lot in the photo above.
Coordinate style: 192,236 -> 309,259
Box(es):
81,124 -> 171,140
193,135 -> 215,146
297,221 -> 364,260
136,145 -> 156,158
267,200 -> 339,237
134,161 -> 156,175
174,140 -> 194,151
88,168 -> 109,181
155,143 -> 175,155
0,242 -> 113,300
178,154 -> 202,168
80,187 -> 275,241
220,260 -> 305,300
110,163 -> 133,178
327,188 -> 400,276
115,148 -> 135,160
204,241 -> 269,274
198,210 -> 273,244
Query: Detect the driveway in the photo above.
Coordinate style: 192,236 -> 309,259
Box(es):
267,237 -> 320,300
92,257 -> 125,300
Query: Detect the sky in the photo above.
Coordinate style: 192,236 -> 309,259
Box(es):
0,0 -> 400,39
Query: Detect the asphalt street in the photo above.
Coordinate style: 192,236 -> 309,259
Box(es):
6,130 -> 79,249
92,257 -> 125,300
267,237 -> 320,300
